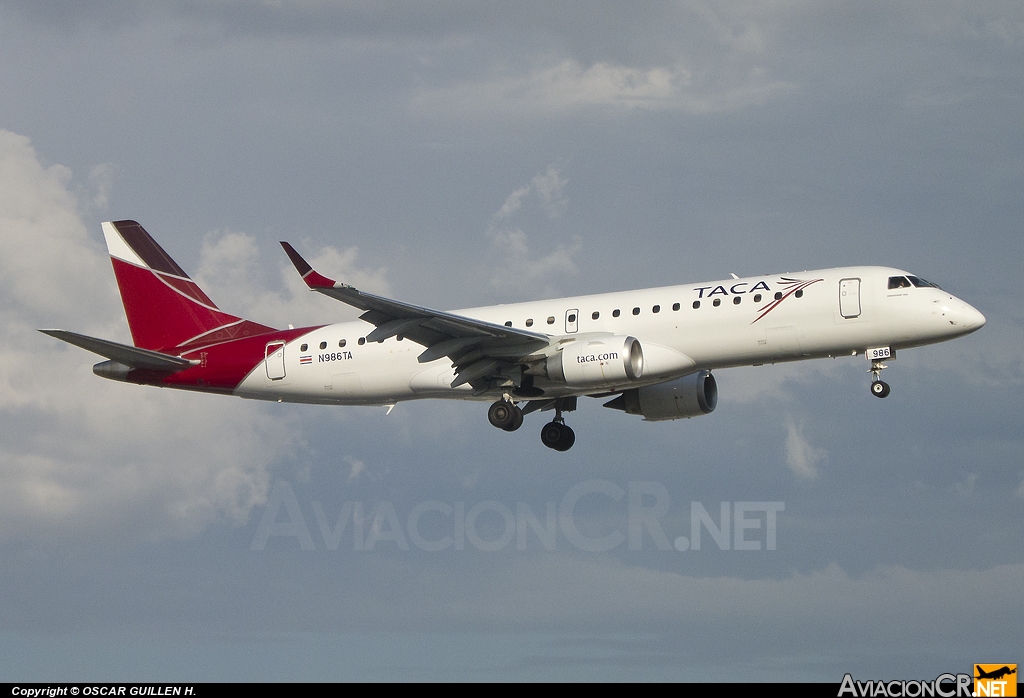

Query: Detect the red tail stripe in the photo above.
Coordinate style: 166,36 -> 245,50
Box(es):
111,258 -> 243,352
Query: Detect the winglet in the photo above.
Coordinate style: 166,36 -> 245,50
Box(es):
280,242 -> 338,289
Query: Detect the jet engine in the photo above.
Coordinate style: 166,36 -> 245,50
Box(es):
604,370 -> 717,421
529,334 -> 643,389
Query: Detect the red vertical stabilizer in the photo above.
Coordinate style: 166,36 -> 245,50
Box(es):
102,220 -> 275,352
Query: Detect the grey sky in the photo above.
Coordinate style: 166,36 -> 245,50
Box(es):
1,0 -> 1022,681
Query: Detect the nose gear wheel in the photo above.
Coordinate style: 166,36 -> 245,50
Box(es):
868,359 -> 891,398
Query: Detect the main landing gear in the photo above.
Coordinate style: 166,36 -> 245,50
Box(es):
487,396 -> 576,451
487,398 -> 524,432
540,418 -> 575,452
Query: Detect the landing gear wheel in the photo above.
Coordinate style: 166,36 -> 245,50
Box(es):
488,400 -> 517,429
868,357 -> 891,399
540,421 -> 576,451
557,424 -> 575,451
540,421 -> 562,449
502,405 -> 524,432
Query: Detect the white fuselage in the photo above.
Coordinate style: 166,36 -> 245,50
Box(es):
234,266 -> 985,405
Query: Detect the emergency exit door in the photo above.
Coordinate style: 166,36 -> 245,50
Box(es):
565,308 -> 579,334
265,341 -> 286,380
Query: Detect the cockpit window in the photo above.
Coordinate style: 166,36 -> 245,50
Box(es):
907,275 -> 940,289
888,276 -> 912,289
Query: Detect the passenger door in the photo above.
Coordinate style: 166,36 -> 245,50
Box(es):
839,278 -> 861,318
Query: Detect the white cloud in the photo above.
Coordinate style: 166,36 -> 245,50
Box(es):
719,362 -> 846,404
487,229 -> 581,293
304,244 -> 392,298
689,0 -> 770,54
0,131 -> 113,330
491,165 -> 568,225
784,416 -> 826,479
0,129 -> 301,543
493,184 -> 530,222
530,165 -> 568,219
345,456 -> 366,482
484,165 -> 580,296
87,162 -> 115,212
194,229 -> 391,330
412,58 -> 795,117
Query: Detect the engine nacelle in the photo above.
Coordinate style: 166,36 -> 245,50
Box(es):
535,334 -> 644,389
605,370 -> 717,421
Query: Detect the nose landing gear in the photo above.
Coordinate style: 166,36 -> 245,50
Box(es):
869,358 -> 890,398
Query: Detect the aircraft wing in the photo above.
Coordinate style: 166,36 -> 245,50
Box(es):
281,242 -> 551,389
39,329 -> 198,372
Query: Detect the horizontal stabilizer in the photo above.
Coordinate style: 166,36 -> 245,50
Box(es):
39,330 -> 198,372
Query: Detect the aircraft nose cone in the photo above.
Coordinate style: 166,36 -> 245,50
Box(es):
963,304 -> 986,330
935,297 -> 985,335
947,300 -> 985,332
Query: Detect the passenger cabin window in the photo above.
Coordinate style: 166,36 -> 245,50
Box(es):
612,309 -> 621,317
774,292 -> 783,300
692,301 -> 700,309
652,305 -> 660,313
733,297 -> 741,305
713,299 -> 721,307
319,341 -> 327,350
592,311 -> 600,320
358,337 -> 365,345
504,321 -> 512,327
795,289 -> 803,298
567,313 -> 577,323
753,294 -> 762,303
632,307 -> 640,315
339,339 -> 346,348
300,343 -> 308,352
526,318 -> 534,327
888,276 -> 913,289
546,316 -> 555,325
672,303 -> 680,311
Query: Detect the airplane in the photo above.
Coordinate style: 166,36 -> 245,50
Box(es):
975,666 -> 1016,681
41,220 -> 986,452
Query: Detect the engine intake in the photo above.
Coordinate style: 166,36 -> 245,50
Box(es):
532,335 -> 644,389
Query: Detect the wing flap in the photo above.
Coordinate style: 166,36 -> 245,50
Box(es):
364,317 -> 426,344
